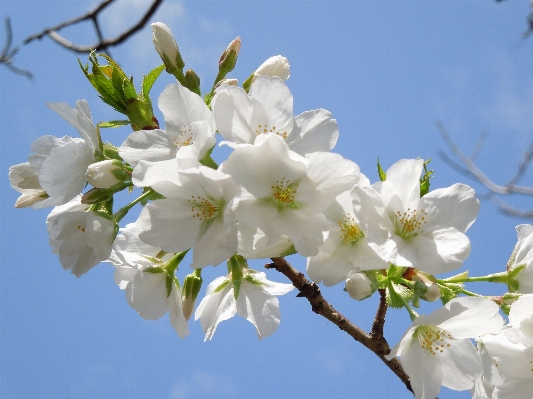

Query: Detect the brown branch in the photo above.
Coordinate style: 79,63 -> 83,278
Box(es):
437,121 -> 533,219
267,257 -> 413,394
371,289 -> 388,341
23,0 -> 164,54
0,17 -> 32,79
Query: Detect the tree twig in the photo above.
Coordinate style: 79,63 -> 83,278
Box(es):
24,0 -> 164,54
267,257 -> 413,394
437,121 -> 533,219
0,17 -> 32,79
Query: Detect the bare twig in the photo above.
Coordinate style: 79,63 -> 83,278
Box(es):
437,121 -> 533,219
24,0 -> 164,54
267,257 -> 413,394
0,17 -> 32,79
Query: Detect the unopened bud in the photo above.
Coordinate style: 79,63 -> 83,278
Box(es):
151,22 -> 185,77
182,269 -> 203,320
81,187 -> 113,204
254,55 -> 290,80
345,271 -> 376,301
86,160 -> 128,189
184,69 -> 201,96
218,37 -> 241,74
242,55 -> 290,92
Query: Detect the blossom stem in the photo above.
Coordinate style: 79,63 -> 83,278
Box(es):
113,189 -> 154,222
438,272 -> 509,285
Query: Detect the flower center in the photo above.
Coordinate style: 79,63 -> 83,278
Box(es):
188,195 -> 224,222
76,224 -> 86,233
255,123 -> 288,139
414,325 -> 453,355
172,124 -> 193,150
271,177 -> 299,208
339,213 -> 365,244
394,208 -> 428,238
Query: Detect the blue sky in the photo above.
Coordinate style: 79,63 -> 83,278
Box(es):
1,1 -> 532,398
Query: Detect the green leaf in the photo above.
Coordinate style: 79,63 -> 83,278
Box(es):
141,64 -> 165,103
386,282 -> 412,308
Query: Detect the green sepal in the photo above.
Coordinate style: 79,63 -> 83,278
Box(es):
213,279 -> 230,294
182,269 -> 203,301
242,73 -> 254,93
279,245 -> 297,257
243,273 -> 264,286
419,158 -> 433,197
166,273 -> 174,298
144,266 -> 165,274
99,120 -> 131,129
81,187 -> 114,204
199,146 -> 219,170
140,189 -> 165,206
228,254 -> 246,299
141,64 -> 165,104
160,52 -> 185,84
501,292 -> 521,315
507,264 -> 526,292
377,157 -> 386,182
438,281 -> 464,305
102,143 -> 124,161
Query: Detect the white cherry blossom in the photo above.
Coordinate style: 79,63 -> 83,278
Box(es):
47,196 -> 114,277
221,134 -> 359,257
119,81 -> 215,167
195,269 -> 293,340
109,223 -> 189,338
368,159 -> 480,275
386,297 -> 503,399
19,100 -> 98,208
212,76 -> 338,155
135,163 -> 240,269
508,224 -> 533,294
307,188 -> 392,286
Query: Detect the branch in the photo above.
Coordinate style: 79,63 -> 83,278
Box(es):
437,121 -> 533,219
267,257 -> 413,394
23,0 -> 164,54
0,17 -> 32,79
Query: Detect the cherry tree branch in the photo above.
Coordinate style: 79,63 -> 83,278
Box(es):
23,0 -> 164,54
0,17 -> 32,79
437,121 -> 533,219
267,257 -> 413,394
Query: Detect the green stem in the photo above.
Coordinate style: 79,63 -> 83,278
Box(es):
113,189 -> 154,222
439,272 -> 509,285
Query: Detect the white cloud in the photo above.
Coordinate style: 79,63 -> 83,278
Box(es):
169,370 -> 235,399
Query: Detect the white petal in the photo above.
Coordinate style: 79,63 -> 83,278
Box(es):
168,283 -> 190,339
287,109 -> 339,155
126,271 -> 168,320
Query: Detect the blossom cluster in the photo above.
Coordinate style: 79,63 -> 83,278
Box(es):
8,22 -> 533,399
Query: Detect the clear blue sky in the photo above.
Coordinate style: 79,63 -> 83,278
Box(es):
1,1 -> 532,398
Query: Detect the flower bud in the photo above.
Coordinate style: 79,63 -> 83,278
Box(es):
242,55 -> 290,91
184,69 -> 201,96
151,22 -> 185,76
254,55 -> 290,80
414,279 -> 441,302
345,271 -> 376,301
218,37 -> 241,74
181,269 -> 203,321
86,160 -> 128,189
81,187 -> 113,205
